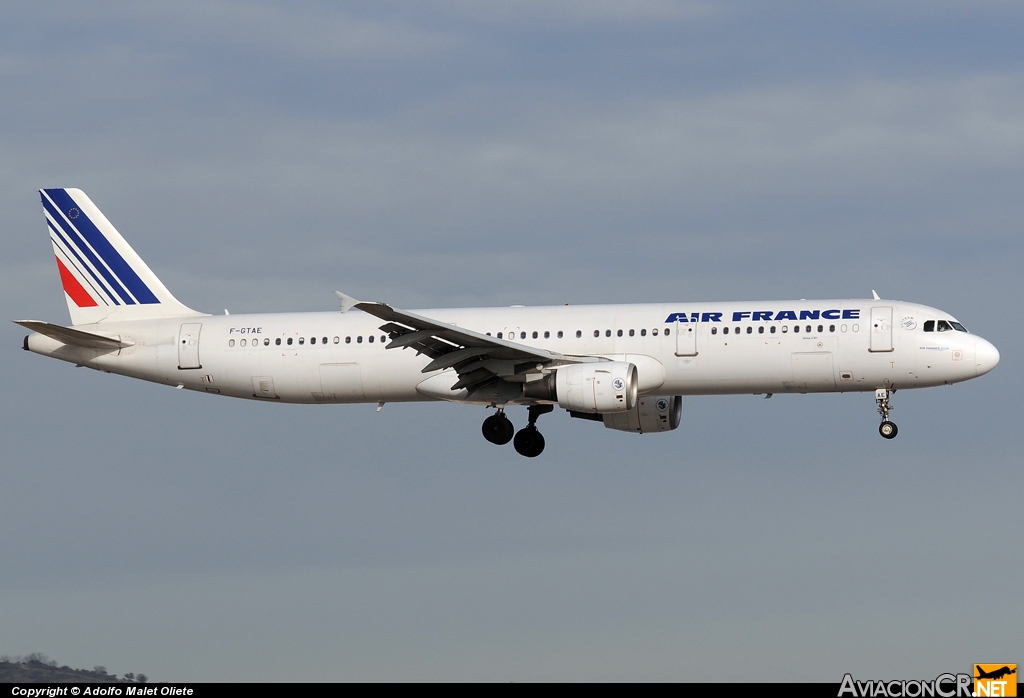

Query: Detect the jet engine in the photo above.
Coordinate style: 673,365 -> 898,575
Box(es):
601,396 -> 682,433
523,361 -> 637,413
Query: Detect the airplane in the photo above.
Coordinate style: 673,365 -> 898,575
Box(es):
17,188 -> 1000,457
975,666 -> 1016,681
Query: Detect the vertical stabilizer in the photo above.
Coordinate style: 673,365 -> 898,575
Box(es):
40,188 -> 205,325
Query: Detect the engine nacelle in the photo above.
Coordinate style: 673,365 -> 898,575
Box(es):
523,361 -> 638,413
602,396 -> 682,433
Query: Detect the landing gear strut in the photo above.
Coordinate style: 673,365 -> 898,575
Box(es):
876,388 -> 898,439
482,409 -> 514,445
513,404 -> 553,458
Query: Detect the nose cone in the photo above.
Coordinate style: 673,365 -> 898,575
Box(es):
975,338 -> 1000,376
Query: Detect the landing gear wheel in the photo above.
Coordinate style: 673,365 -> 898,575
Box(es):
879,421 -> 898,439
482,412 -> 514,445
513,426 -> 545,457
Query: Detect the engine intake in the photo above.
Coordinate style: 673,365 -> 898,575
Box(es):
523,361 -> 638,413
601,396 -> 682,433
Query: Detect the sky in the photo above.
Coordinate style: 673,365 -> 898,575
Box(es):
1,0 -> 1021,682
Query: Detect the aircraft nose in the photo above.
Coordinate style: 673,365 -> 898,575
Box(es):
975,337 -> 1000,376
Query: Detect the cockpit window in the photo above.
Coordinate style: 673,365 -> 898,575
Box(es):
936,320 -> 953,332
923,320 -> 934,332
951,322 -> 968,332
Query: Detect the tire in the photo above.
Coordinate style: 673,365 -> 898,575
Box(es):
482,414 -> 514,445
513,427 -> 545,457
879,421 -> 898,439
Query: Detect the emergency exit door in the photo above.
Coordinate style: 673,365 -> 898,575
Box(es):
178,323 -> 203,369
675,323 -> 697,356
869,307 -> 893,353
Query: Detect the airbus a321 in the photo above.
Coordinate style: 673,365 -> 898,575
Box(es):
18,189 -> 1000,457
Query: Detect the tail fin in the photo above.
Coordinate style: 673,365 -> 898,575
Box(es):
40,188 -> 204,325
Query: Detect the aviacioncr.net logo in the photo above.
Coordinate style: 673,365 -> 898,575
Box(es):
838,673 -> 973,698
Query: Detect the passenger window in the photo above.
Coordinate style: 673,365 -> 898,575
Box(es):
806,325 -> 812,333
497,332 -> 503,339
853,324 -> 859,332
594,330 -> 600,338
264,338 -> 270,346
287,338 -> 293,345
241,339 -> 247,347
606,330 -> 611,337
770,326 -> 776,334
333,337 -> 339,344
829,325 -> 835,333
520,332 -> 526,339
665,327 -> 671,335
746,327 -> 752,334
651,328 -> 657,336
817,325 -> 823,333
641,329 -> 646,336
629,329 -> 635,337
711,327 -> 718,335
324,337 -> 329,344
544,331 -> 550,339
841,324 -> 847,332
368,335 -> 374,343
617,329 -> 623,337
734,327 -> 740,334
576,330 -> 582,338
782,326 -> 788,333
723,327 -> 729,335
532,331 -> 538,339
557,331 -> 563,338
345,336 -> 351,344
381,336 -> 386,343
275,338 -> 282,346
229,339 -> 235,347
299,337 -> 305,345
310,337 -> 316,345
357,336 -> 362,343
758,326 -> 764,334
486,332 -> 491,336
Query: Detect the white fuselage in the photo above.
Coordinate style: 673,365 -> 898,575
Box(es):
25,299 -> 998,405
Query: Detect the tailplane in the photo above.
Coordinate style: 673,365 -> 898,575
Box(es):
40,188 -> 204,325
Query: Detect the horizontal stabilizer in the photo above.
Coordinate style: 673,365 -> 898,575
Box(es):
14,320 -> 132,350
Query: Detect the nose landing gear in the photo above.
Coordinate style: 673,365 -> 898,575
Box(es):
876,388 -> 898,439
513,404 -> 553,458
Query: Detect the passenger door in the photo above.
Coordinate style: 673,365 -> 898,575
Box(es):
869,307 -> 893,352
177,323 -> 202,369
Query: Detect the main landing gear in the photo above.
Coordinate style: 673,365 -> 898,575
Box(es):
482,409 -> 514,445
875,388 -> 898,440
482,405 -> 553,457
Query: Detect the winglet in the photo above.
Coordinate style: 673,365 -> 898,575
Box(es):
872,289 -> 881,300
334,291 -> 360,314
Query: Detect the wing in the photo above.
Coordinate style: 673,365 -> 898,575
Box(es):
336,292 -> 597,396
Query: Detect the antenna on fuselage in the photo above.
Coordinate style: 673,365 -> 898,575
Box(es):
871,290 -> 881,300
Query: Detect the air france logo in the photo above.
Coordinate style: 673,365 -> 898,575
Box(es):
656,398 -> 669,411
664,309 -> 861,323
612,377 -> 625,391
